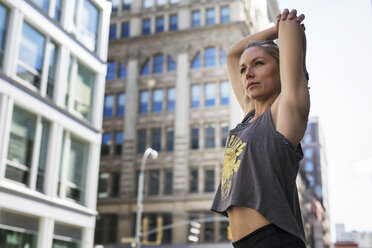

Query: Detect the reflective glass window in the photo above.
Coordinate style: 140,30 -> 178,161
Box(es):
119,63 -> 126,78
189,169 -> 198,192
74,62 -> 95,120
167,88 -> 175,111
117,93 -> 125,116
205,47 -> 216,67
192,11 -> 200,27
149,170 -> 159,195
140,90 -> 149,114
137,130 -> 147,153
141,60 -> 150,75
31,0 -> 49,12
153,55 -> 164,74
220,81 -> 229,105
98,173 -> 109,198
123,0 -> 131,10
142,19 -> 151,35
206,8 -> 215,25
205,168 -> 214,192
221,125 -> 229,147
121,22 -> 130,38
107,62 -> 116,80
169,14 -> 178,31
151,128 -> 161,152
103,95 -> 114,117
0,4 -> 8,68
220,49 -> 226,65
168,56 -> 176,71
191,127 -> 199,149
143,0 -> 154,8
115,132 -> 123,155
205,125 -> 215,148
47,41 -> 57,99
164,170 -> 173,195
81,0 -> 99,51
152,89 -> 163,112
191,53 -> 201,69
191,84 -> 200,108
220,6 -> 230,23
109,24 -> 117,40
111,0 -> 119,12
101,133 -> 111,156
156,16 -> 164,33
166,129 -> 174,151
205,83 -> 216,107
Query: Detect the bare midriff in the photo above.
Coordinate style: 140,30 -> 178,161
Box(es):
227,206 -> 272,242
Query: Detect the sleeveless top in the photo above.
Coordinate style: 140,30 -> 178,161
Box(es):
210,108 -> 306,245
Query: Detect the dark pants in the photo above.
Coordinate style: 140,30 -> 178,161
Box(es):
232,224 -> 305,248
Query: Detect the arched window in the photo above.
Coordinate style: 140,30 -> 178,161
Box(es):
205,47 -> 215,67
168,56 -> 176,71
141,60 -> 150,75
191,53 -> 201,69
153,54 -> 164,74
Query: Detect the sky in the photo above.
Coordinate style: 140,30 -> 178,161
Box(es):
277,0 -> 372,241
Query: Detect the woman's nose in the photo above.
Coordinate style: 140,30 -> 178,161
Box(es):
245,67 -> 253,79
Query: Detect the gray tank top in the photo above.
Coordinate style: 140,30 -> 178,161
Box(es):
211,108 -> 306,244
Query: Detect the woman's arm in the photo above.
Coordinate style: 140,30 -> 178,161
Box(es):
227,26 -> 278,114
274,11 -> 310,147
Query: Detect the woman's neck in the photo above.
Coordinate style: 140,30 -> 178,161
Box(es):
251,94 -> 278,120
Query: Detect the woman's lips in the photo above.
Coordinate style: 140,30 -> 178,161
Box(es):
247,82 -> 258,89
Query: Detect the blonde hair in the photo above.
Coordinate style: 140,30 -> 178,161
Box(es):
243,40 -> 279,64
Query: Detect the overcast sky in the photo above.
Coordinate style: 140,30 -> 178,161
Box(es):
277,0 -> 372,241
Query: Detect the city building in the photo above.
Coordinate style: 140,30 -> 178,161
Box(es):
335,223 -> 372,248
95,0 -> 279,247
0,0 -> 110,247
299,117 -> 332,248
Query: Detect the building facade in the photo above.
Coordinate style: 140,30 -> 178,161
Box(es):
96,0 -> 279,247
0,0 -> 110,247
299,117 -> 332,248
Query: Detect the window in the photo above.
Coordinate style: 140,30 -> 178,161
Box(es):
54,0 -> 63,21
152,89 -> 163,112
123,0 -> 131,10
119,63 -> 126,78
36,119 -> 50,192
140,90 -> 149,114
143,0 -> 154,8
0,212 -> 38,247
111,0 -> 119,12
205,83 -> 216,107
205,168 -> 214,192
5,106 -> 49,189
168,56 -> 176,71
109,24 -> 117,40
191,84 -> 200,108
204,213 -> 215,241
31,0 -> 49,12
221,125 -> 229,147
46,41 -> 57,99
142,19 -> 151,35
206,8 -> 215,25
17,22 -> 45,89
80,0 -> 99,51
303,133 -> 312,144
191,126 -> 199,149
53,223 -> 82,248
165,170 -> 173,195
94,214 -> 118,244
304,149 -> 313,159
117,93 -> 125,116
153,55 -> 164,74
74,62 -> 95,120
205,47 -> 216,67
305,162 -> 313,172
151,128 -> 161,151
220,6 -> 230,23
141,60 -> 150,75
0,4 -> 8,68
149,170 -> 159,195
103,95 -> 114,118
156,16 -> 164,33
66,137 -> 89,203
111,171 -> 120,197
121,22 -> 130,38
192,10 -> 201,27
106,62 -> 116,80
220,49 -> 226,65
166,128 -> 174,151
220,81 -> 229,105
98,173 -> 109,198
138,130 -> 147,153
167,88 -> 175,111
170,0 -> 179,3
205,125 -> 215,148
101,133 -> 111,156
169,14 -> 178,31
157,0 -> 166,6
141,214 -> 172,244
307,175 -> 314,187
191,53 -> 201,69
190,169 -> 198,192
115,132 -> 123,155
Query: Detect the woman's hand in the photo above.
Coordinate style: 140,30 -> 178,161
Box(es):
276,9 -> 305,33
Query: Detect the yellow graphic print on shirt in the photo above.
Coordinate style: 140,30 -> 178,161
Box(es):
222,135 -> 247,203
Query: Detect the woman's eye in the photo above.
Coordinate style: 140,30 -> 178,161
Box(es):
255,61 -> 264,66
240,68 -> 246,74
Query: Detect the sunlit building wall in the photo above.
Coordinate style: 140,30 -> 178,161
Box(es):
0,0 -> 110,247
96,0 -> 279,247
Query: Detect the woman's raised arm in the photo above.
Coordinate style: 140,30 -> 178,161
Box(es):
226,26 -> 278,113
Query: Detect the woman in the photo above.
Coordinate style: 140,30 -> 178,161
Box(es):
211,9 -> 310,248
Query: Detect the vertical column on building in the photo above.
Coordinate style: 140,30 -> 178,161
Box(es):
172,50 -> 190,244
119,56 -> 139,237
37,217 -> 54,248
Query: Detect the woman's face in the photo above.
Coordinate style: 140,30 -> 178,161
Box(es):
240,46 -> 281,100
